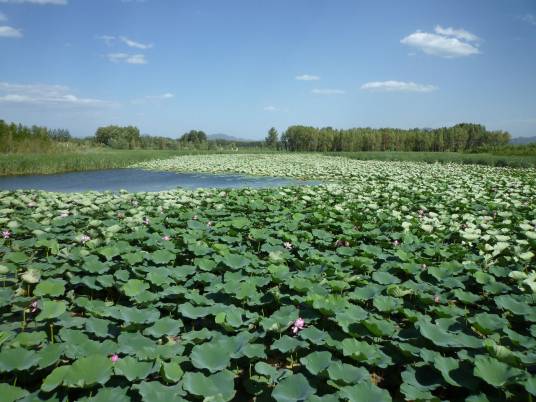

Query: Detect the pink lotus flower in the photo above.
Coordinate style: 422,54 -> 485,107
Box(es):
2,230 -> 11,239
421,264 -> 427,270
291,317 -> 305,334
30,301 -> 38,313
393,240 -> 400,246
434,295 -> 441,304
143,217 -> 149,225
162,235 -> 171,241
207,221 -> 213,227
80,235 -> 91,244
110,354 -> 119,363
283,241 -> 293,250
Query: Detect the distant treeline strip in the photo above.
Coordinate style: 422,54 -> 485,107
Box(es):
280,124 -> 511,152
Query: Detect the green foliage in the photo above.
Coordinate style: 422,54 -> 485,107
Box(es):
281,123 -> 510,152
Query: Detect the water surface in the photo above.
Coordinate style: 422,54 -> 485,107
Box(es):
0,169 -> 313,193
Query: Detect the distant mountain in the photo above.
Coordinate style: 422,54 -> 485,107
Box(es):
207,133 -> 248,142
510,136 -> 536,145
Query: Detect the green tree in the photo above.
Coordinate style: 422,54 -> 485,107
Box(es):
265,127 -> 279,149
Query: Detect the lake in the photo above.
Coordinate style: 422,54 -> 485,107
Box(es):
0,169 -> 314,193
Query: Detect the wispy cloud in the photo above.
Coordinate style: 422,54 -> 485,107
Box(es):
107,53 -> 147,64
0,82 -> 116,108
311,88 -> 345,95
120,36 -> 152,49
361,80 -> 438,93
0,12 -> 7,22
519,14 -> 536,26
97,35 -> 116,46
0,25 -> 22,38
131,93 -> 174,104
296,74 -> 320,81
146,93 -> 173,100
401,26 -> 480,58
0,0 -> 67,4
434,25 -> 479,42
263,105 -> 277,111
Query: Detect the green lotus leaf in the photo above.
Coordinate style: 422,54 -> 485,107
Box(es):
82,256 -> 109,274
41,365 -> 70,392
36,300 -> 67,321
63,354 -> 114,388
114,356 -> 155,381
161,361 -> 184,383
495,295 -> 533,316
221,253 -> 250,269
190,341 -> 232,372
0,347 -> 39,372
339,382 -> 392,402
11,331 -> 46,347
134,381 -> 186,402
150,249 -> 176,264
4,252 -> 28,264
143,317 -> 183,338
433,355 -> 463,387
0,383 -> 29,402
372,271 -> 400,285
37,343 -> 63,369
327,361 -> 369,384
272,373 -> 316,402
470,313 -> 508,335
85,317 -> 117,338
299,351 -> 332,375
473,355 -> 524,387
363,317 -> 398,337
271,335 -> 307,353
34,278 -> 66,297
178,303 -> 209,319
78,386 -> 131,402
526,375 -> 536,396
122,279 -> 149,297
182,370 -> 235,401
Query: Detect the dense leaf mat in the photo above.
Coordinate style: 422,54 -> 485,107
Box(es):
0,155 -> 535,401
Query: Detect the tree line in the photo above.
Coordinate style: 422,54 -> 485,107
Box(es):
0,120 -> 74,153
272,124 -> 511,152
0,119 -> 517,155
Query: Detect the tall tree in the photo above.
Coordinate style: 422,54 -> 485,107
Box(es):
265,127 -> 279,149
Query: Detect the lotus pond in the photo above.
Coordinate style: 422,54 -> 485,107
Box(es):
0,154 -> 535,401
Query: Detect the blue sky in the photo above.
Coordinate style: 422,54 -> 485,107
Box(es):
0,0 -> 535,139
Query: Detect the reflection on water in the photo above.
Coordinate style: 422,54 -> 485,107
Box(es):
0,169 -> 315,193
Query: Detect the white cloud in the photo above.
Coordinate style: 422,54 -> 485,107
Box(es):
97,35 -> 116,46
0,12 -> 7,21
147,93 -> 174,100
361,80 -> 438,93
0,82 -> 116,108
434,25 -> 479,42
263,105 -> 277,111
0,0 -> 67,4
520,14 -> 536,26
0,25 -> 22,37
311,88 -> 345,95
132,93 -> 174,104
119,36 -> 152,49
107,53 -> 147,64
401,26 -> 480,58
296,74 -> 320,81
